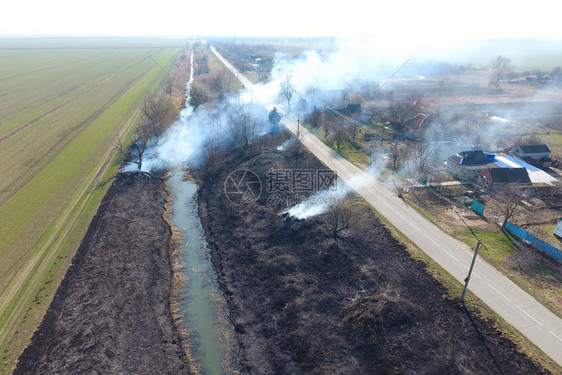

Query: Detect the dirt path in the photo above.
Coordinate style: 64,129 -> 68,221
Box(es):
12,173 -> 191,374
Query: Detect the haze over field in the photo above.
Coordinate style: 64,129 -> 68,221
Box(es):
3,1 -> 561,48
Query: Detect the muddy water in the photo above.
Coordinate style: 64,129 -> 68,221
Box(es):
169,170 -> 233,374
168,50 -> 236,375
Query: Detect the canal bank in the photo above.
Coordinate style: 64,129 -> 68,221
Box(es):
166,49 -> 238,375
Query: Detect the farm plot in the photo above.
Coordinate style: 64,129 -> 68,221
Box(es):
0,38 -> 184,373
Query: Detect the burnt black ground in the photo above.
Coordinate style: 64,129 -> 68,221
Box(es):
13,173 -> 191,375
196,132 -> 549,375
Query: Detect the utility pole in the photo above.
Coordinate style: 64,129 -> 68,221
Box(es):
297,118 -> 300,139
453,180 -> 465,211
461,239 -> 481,303
392,140 -> 398,170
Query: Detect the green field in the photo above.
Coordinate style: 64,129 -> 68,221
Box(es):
0,37 -> 184,373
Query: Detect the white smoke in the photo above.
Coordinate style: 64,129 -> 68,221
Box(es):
245,37 -> 414,112
276,137 -> 298,152
283,177 -> 350,220
284,160 -> 386,220
123,92 -> 275,173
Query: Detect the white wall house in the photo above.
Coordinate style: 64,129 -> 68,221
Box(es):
554,218 -> 562,238
512,144 -> 551,160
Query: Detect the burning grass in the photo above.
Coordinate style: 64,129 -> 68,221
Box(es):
195,132 -> 551,374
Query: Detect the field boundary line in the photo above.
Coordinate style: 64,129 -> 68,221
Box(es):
0,52 -> 154,144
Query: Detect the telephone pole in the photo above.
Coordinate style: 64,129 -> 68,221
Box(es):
461,240 -> 481,303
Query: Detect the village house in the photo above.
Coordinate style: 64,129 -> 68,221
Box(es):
477,167 -> 532,191
446,150 -> 495,180
404,113 -> 428,139
447,149 -> 558,188
512,144 -> 553,168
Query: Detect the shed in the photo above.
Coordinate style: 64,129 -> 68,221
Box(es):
513,144 -> 551,160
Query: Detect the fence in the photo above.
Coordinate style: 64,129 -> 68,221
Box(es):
470,200 -> 485,215
505,221 -> 562,261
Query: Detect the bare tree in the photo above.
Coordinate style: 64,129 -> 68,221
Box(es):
115,95 -> 177,172
257,64 -> 270,82
348,124 -> 359,147
115,121 -> 160,172
358,80 -> 381,101
364,141 -> 379,164
268,107 -> 281,127
279,74 -> 296,113
512,135 -> 543,146
387,91 -> 427,138
229,105 -> 256,149
327,202 -> 365,250
189,81 -> 212,109
496,186 -> 525,228
305,108 -> 322,130
411,141 -> 438,180
323,115 -> 338,139
212,67 -> 237,96
141,94 -> 178,131
489,56 -> 513,90
332,124 -> 349,152
305,85 -> 318,112
329,204 -> 353,240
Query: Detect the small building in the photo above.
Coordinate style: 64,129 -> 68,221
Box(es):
404,113 -> 428,139
554,218 -> 562,238
512,144 -> 553,168
332,103 -> 362,120
493,155 -> 558,186
446,150 -> 495,180
477,167 -> 532,190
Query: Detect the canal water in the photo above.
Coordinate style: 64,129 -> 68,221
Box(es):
168,49 -> 236,375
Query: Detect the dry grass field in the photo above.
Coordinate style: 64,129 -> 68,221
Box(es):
0,37 -> 185,373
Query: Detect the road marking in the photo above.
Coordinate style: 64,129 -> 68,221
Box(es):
549,331 -> 562,342
426,235 -> 440,246
411,223 -> 422,232
516,305 -> 543,326
425,234 -> 460,267
487,282 -> 511,301
462,264 -> 482,285
424,235 -> 461,262
461,264 -> 482,279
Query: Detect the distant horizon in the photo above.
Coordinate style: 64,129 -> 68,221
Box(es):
4,0 -> 561,45
2,34 -> 561,70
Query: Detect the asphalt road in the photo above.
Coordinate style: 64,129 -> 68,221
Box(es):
211,46 -> 562,365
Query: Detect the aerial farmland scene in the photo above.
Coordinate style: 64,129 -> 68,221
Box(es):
1,1 -> 561,374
